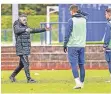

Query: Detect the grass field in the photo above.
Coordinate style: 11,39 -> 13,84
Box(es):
1,70 -> 111,93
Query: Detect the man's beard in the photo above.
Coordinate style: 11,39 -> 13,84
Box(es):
21,22 -> 27,26
23,23 -> 27,25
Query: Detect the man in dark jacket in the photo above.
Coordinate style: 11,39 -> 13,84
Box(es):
104,8 -> 111,82
9,14 -> 49,83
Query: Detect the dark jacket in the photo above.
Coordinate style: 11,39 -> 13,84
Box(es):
13,20 -> 46,56
103,19 -> 111,51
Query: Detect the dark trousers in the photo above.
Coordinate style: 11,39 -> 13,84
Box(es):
105,51 -> 111,73
68,47 -> 85,82
11,55 -> 31,80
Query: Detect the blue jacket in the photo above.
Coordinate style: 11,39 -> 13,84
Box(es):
103,19 -> 111,51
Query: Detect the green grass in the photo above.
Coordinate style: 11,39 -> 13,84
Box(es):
1,70 -> 111,93
86,41 -> 104,44
1,15 -> 58,29
1,30 -> 12,42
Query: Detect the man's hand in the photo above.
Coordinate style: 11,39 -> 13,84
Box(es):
103,48 -> 105,51
64,46 -> 67,53
26,28 -> 33,33
45,27 -> 51,31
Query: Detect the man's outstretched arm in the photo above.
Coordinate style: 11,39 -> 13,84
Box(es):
30,27 -> 50,33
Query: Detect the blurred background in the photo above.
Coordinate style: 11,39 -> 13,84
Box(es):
1,4 -> 59,45
1,4 -> 111,46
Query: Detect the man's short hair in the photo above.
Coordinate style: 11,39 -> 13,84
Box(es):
69,4 -> 79,11
19,14 -> 27,18
106,8 -> 111,13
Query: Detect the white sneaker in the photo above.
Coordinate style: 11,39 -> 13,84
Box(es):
73,82 -> 84,89
73,85 -> 81,89
73,78 -> 82,89
81,82 -> 84,88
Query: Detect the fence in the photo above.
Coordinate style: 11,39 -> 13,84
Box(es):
1,29 -> 43,44
1,23 -> 61,45
40,22 -> 107,44
1,21 -> 107,45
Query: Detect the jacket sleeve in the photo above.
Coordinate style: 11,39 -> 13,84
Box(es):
77,10 -> 88,16
14,23 -> 27,35
107,20 -> 111,27
103,24 -> 110,48
30,28 -> 46,33
64,18 -> 73,47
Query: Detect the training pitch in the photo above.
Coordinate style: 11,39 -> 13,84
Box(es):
1,70 -> 111,93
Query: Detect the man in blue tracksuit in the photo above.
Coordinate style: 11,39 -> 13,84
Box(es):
64,5 -> 87,89
104,8 -> 111,82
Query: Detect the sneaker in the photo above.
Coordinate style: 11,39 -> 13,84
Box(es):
27,78 -> 36,83
81,82 -> 84,88
73,78 -> 82,89
9,76 -> 16,82
73,85 -> 81,89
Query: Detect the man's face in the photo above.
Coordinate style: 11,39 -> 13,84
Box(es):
19,17 -> 27,25
70,10 -> 74,15
105,11 -> 111,20
70,8 -> 78,15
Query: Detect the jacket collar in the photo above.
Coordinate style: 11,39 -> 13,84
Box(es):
72,13 -> 84,18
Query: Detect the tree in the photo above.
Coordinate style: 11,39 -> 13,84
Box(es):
1,4 -> 12,15
1,4 -> 58,15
